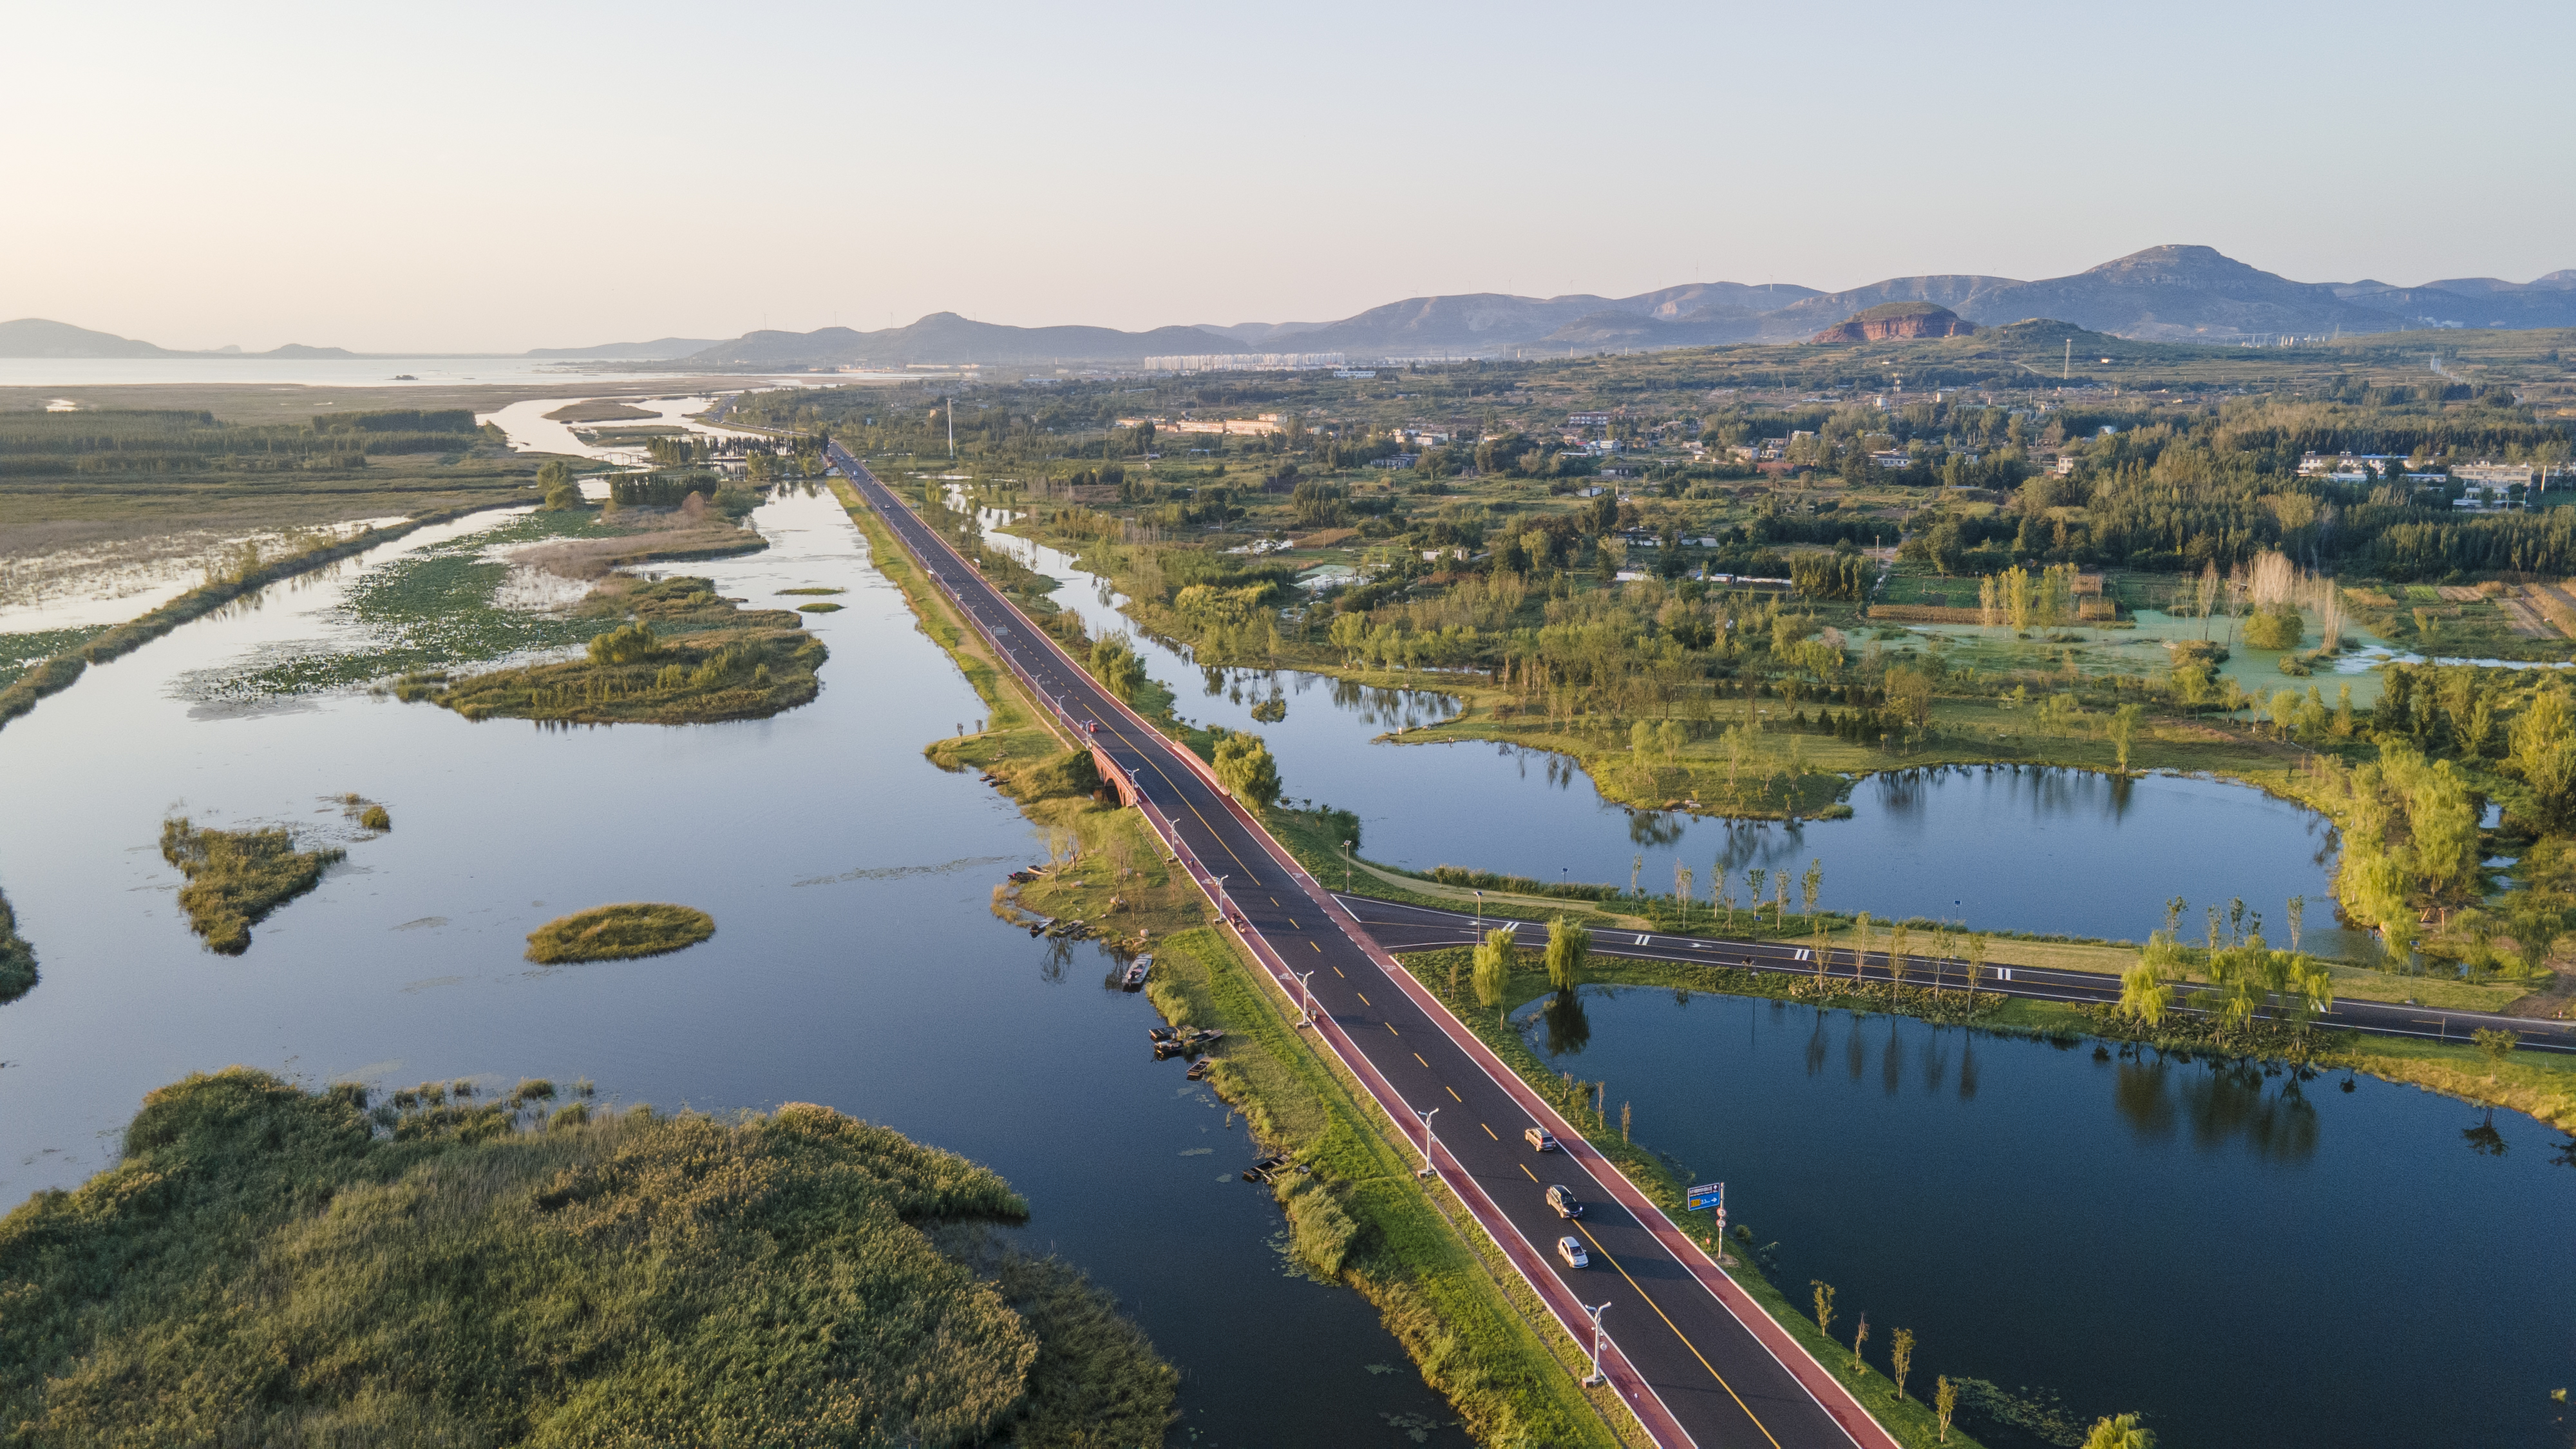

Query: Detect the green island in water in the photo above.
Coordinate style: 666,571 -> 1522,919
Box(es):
0,887 -> 35,1004
0,1068 -> 1179,1447
399,574 -> 826,725
158,817 -> 348,956
527,902 -> 717,963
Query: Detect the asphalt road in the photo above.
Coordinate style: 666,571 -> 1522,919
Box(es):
833,446 -> 1897,1449
1341,895 -> 2576,1056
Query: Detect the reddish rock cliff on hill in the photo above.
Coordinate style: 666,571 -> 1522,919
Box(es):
1810,301 -> 1980,343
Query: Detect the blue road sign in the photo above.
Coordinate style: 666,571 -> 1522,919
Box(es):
1685,1182 -> 1723,1212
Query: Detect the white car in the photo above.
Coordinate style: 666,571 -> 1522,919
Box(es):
1557,1235 -> 1589,1269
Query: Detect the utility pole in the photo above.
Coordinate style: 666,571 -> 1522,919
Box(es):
946,397 -> 956,460
1343,839 -> 1353,894
2063,339 -> 2070,381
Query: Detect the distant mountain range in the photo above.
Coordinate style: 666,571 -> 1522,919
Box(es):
8,247 -> 2573,368
0,318 -> 714,363
645,247 -> 2576,366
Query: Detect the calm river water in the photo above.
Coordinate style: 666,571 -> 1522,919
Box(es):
0,488 -> 1470,1446
1524,987 -> 2576,1448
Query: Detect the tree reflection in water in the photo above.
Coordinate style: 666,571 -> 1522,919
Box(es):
2461,1110 -> 2508,1158
1881,1021 -> 1904,1097
2110,1057 -> 2320,1162
1542,990 -> 1591,1056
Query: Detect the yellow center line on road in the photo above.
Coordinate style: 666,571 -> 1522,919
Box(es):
1356,993 -> 1370,1007
1332,965 -> 1344,976
1289,918 -> 1300,929
1413,1052 -> 1430,1068
1446,1086 -> 1463,1103
1519,1162 -> 1538,1182
1386,1022 -> 1399,1036
1482,1122 -> 1498,1139
1570,1220 -> 1783,1449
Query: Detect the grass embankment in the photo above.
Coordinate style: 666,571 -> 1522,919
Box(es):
402,575 -> 824,724
0,1068 -> 1178,1447
526,903 -> 717,963
158,817 -> 346,955
0,498 -> 528,734
0,887 -> 35,1005
836,476 -> 1642,1447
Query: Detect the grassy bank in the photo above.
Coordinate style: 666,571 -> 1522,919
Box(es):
0,886 -> 35,1005
525,903 -> 717,963
157,817 -> 346,956
401,575 -> 824,724
0,1068 -> 1177,1447
836,475 -> 1645,1448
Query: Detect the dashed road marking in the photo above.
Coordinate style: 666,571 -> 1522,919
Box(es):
1356,992 -> 1370,1006
1482,1122 -> 1498,1139
1446,1085 -> 1463,1103
1519,1162 -> 1539,1182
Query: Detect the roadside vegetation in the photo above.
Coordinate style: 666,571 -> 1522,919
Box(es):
157,817 -> 346,955
0,1067 -> 1178,1448
525,902 -> 717,963
400,574 -> 824,724
0,886 -> 35,1005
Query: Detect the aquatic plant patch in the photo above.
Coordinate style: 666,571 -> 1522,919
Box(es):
0,887 -> 35,1005
0,1068 -> 1179,1446
526,902 -> 716,963
158,817 -> 346,955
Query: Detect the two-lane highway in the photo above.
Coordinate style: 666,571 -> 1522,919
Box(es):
832,446 -> 1899,1449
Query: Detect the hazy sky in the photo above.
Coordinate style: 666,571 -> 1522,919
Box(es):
6,0 -> 2570,352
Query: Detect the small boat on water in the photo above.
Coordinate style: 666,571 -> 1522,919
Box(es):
1122,954 -> 1153,988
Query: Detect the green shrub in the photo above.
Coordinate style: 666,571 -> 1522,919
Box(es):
2243,605 -> 2303,650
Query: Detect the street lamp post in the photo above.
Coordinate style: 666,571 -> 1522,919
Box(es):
1474,889 -> 1483,933
1342,840 -> 1352,895
1580,1302 -> 1611,1387
1414,1106 -> 1439,1179
1293,969 -> 1316,1028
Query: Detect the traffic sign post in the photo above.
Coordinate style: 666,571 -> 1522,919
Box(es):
1687,1181 -> 1732,1267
